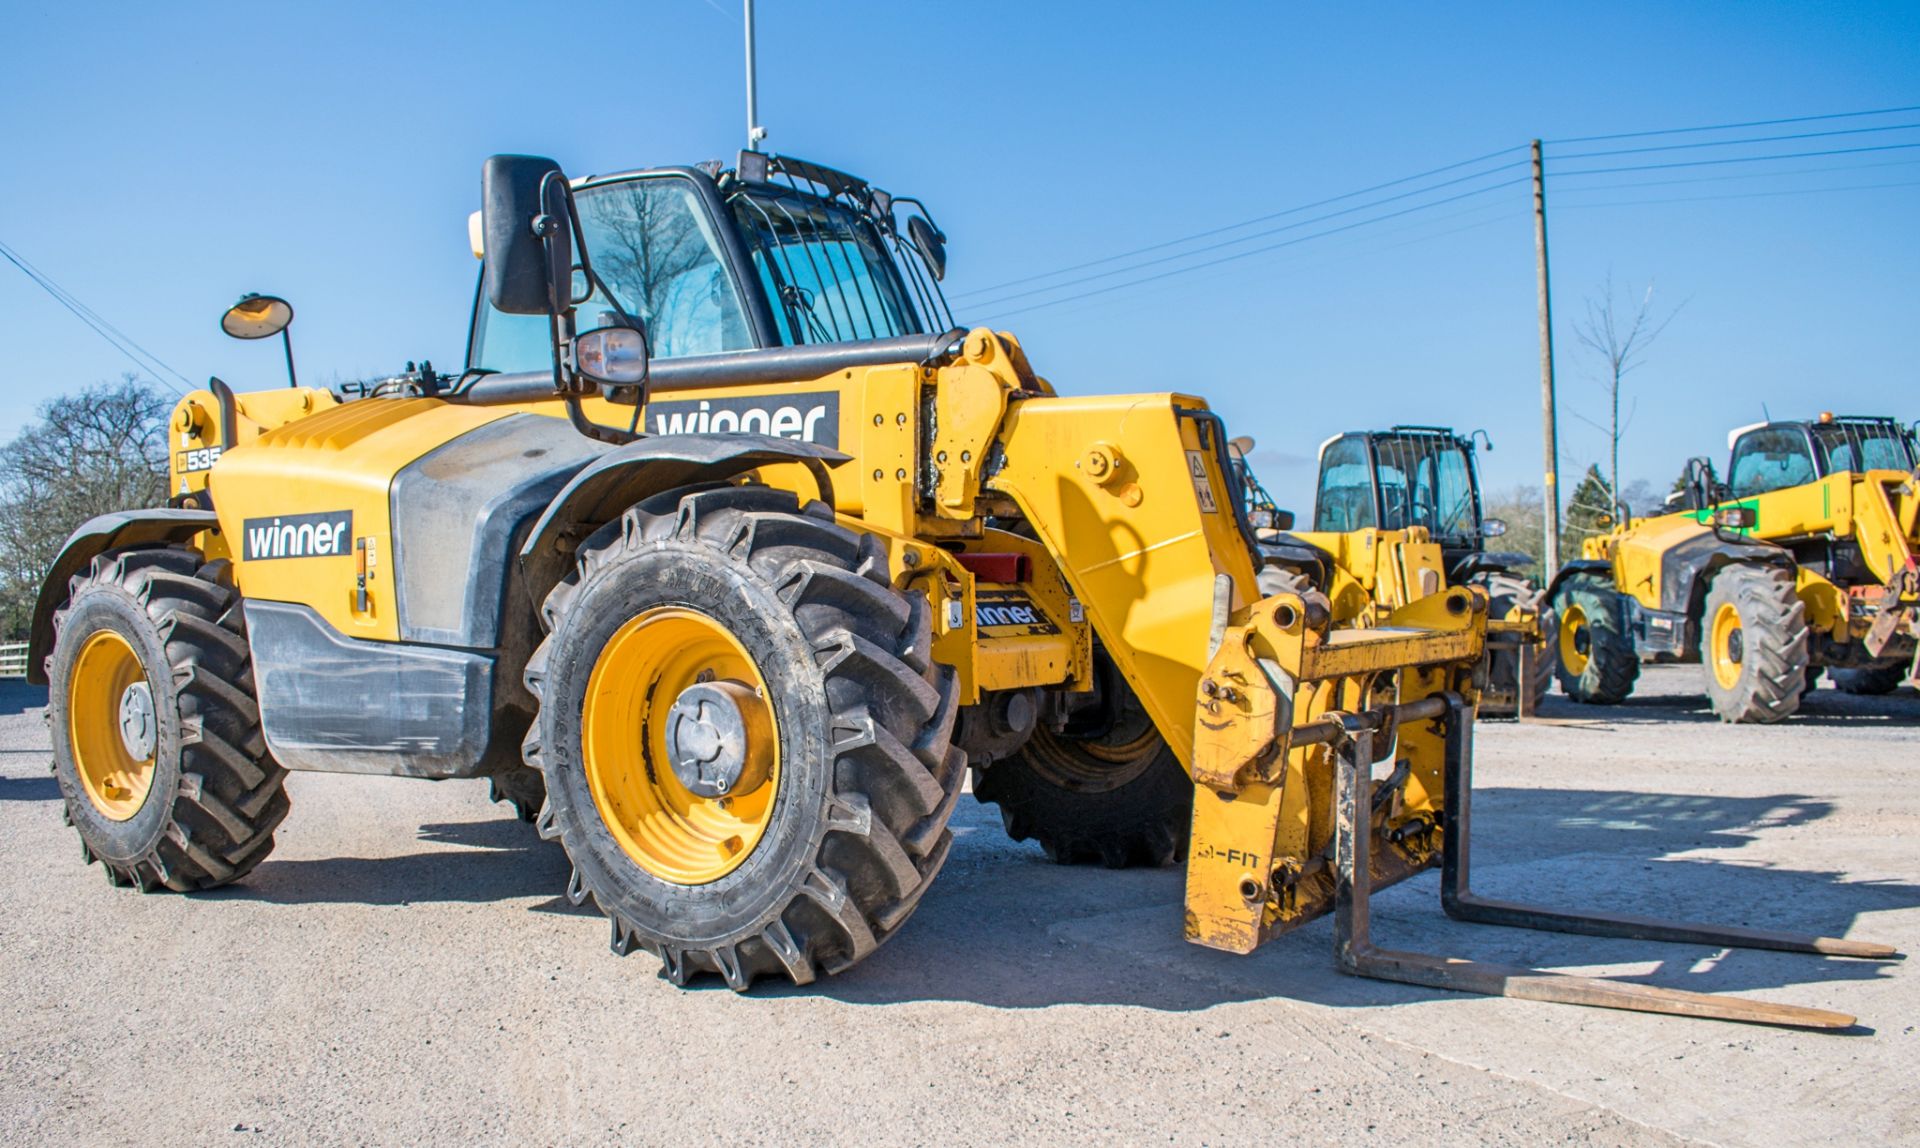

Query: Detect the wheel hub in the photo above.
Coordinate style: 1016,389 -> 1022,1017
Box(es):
665,680 -> 773,798
118,680 -> 156,761
1726,628 -> 1744,665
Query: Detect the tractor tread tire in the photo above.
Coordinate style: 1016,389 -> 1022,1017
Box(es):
974,655 -> 1190,870
49,546 -> 288,892
1482,572 -> 1551,718
1831,662 -> 1910,696
1702,563 -> 1808,724
524,485 -> 964,990
1552,573 -> 1640,705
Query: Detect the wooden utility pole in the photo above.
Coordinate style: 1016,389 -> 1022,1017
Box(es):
1532,139 -> 1561,574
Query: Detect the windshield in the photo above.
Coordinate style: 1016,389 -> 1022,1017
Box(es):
1373,433 -> 1479,540
470,175 -> 753,374
1809,421 -> 1916,475
730,188 -> 926,345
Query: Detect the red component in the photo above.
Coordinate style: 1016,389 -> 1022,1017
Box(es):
954,552 -> 1030,583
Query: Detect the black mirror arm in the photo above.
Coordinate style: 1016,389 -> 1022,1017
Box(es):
537,174 -> 646,446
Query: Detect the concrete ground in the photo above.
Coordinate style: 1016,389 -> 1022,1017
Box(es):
1,665 -> 1915,1146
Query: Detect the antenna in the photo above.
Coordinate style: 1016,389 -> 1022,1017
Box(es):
744,0 -> 767,152
1762,401 -> 1772,422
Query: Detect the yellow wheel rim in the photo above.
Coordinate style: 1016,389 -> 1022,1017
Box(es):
67,630 -> 157,821
1558,603 -> 1591,677
581,607 -> 779,885
1709,601 -> 1745,689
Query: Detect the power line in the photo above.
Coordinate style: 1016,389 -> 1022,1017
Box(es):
948,143 -> 1527,300
0,237 -> 193,394
963,158 -> 1527,312
1553,140 -> 1920,178
1552,120 -> 1920,161
1552,154 -> 1920,194
1547,103 -> 1920,145
978,177 -> 1529,322
1553,178 -> 1920,210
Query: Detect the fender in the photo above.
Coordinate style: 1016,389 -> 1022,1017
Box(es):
1451,550 -> 1536,582
1658,534 -> 1795,619
519,432 -> 849,596
26,508 -> 219,685
1541,558 -> 1613,606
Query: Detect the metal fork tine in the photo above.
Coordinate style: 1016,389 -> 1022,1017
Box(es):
1331,706 -> 1868,1031
1439,702 -> 1901,960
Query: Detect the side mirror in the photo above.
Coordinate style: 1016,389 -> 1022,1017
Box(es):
1269,508 -> 1295,532
1482,517 -> 1508,538
1714,506 -> 1756,531
482,154 -> 573,316
907,216 -> 946,282
573,327 -> 648,386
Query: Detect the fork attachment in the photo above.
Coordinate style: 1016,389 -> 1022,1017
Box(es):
1184,580 -> 1897,1030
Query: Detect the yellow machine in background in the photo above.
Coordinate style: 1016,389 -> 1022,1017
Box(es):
30,152 -> 1891,1028
1231,427 -> 1550,717
1550,414 -> 1918,722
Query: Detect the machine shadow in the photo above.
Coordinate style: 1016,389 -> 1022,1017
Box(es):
795,787 -> 1914,1014
207,816 -> 571,907
1536,684 -> 1920,728
0,775 -> 60,802
0,681 -> 48,718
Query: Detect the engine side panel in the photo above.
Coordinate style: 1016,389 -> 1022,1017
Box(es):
208,398 -> 518,642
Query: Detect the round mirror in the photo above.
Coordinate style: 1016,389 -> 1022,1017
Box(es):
1482,517 -> 1509,538
221,294 -> 294,340
1228,435 -> 1255,458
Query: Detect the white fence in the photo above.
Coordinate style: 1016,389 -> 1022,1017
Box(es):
0,642 -> 28,678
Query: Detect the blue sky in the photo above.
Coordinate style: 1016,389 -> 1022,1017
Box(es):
2,1 -> 1914,513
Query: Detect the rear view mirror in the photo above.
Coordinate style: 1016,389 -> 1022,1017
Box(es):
907,216 -> 946,282
482,154 -> 573,316
1270,508 -> 1295,531
1482,517 -> 1508,538
573,327 -> 648,386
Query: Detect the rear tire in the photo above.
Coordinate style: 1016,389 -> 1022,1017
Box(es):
1550,574 -> 1639,705
1831,662 -> 1909,696
1701,563 -> 1808,723
1482,572 -> 1550,717
974,651 -> 1189,869
47,546 -> 288,891
524,485 -> 963,989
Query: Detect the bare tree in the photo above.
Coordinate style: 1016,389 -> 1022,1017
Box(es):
1573,274 -> 1682,507
0,375 -> 172,638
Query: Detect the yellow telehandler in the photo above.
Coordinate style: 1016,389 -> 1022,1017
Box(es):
29,152 -> 1892,1026
1549,414 -> 1918,722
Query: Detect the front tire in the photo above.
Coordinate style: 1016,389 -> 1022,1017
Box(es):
47,547 -> 288,891
1550,574 -> 1640,705
1701,563 -> 1808,723
524,485 -> 964,989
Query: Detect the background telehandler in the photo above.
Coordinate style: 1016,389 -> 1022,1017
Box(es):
1549,413 -> 1918,722
1231,427 -> 1551,717
28,151 -> 1891,1026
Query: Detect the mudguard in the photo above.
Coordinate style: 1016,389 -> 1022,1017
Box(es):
1541,558 -> 1613,604
27,509 -> 219,685
519,433 -> 849,593
1654,533 -> 1793,617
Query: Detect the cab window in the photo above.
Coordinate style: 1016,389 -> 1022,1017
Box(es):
1728,428 -> 1817,497
470,176 -> 752,374
1811,423 -> 1915,474
1314,437 -> 1376,531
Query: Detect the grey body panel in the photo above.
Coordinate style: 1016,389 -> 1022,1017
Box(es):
246,600 -> 496,778
28,508 -> 220,685
390,413 -> 606,647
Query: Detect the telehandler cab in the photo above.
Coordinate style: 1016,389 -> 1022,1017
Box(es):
1549,413 -> 1919,722
31,152 -> 1893,1027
